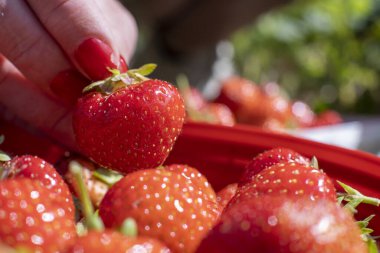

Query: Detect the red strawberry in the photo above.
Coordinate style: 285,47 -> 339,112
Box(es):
215,77 -> 295,128
0,178 -> 77,252
65,230 -> 170,253
163,164 -> 217,203
176,75 -> 236,127
312,110 -> 343,127
182,87 -> 207,111
73,64 -> 185,174
239,147 -> 310,186
229,162 -> 336,208
99,168 -> 220,253
214,76 -> 261,114
2,155 -> 75,216
196,196 -> 367,253
216,183 -> 238,210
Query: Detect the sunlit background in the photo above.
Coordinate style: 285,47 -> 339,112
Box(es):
232,0 -> 380,114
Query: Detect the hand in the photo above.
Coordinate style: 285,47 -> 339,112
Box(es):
0,0 -> 137,150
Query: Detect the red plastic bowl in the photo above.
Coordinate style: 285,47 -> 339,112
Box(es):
166,122 -> 380,230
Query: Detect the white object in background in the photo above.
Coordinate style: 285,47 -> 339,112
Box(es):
289,121 -> 363,150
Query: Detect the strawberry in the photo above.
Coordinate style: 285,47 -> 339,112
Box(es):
65,229 -> 170,253
196,195 -> 367,253
66,161 -> 171,253
239,147 -> 310,186
1,155 -> 75,217
312,110 -> 343,127
163,164 -> 217,203
176,75 -> 235,126
73,64 -> 185,174
99,168 -> 220,253
196,103 -> 236,126
214,76 -> 261,114
215,77 -> 295,128
229,162 -> 336,209
180,86 -> 207,112
0,178 -> 77,252
216,183 -> 238,210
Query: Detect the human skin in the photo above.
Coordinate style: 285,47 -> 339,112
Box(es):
0,0 -> 137,150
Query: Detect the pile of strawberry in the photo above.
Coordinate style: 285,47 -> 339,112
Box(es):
0,64 -> 378,253
212,76 -> 342,130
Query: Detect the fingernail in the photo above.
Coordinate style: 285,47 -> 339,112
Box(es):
50,69 -> 89,107
74,38 -> 118,81
119,56 -> 128,73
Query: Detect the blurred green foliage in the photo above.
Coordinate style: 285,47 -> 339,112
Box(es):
232,0 -> 380,114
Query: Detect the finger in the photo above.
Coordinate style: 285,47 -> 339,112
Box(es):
0,55 -> 76,150
0,0 -> 89,106
98,0 -> 138,63
27,0 -> 138,80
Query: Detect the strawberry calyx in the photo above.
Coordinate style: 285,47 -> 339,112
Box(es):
337,181 -> 380,213
357,215 -> 379,253
92,167 -> 123,187
310,156 -> 379,252
83,63 -> 157,95
119,218 -> 138,237
336,181 -> 380,253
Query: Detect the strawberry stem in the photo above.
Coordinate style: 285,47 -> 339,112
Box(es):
0,166 -> 5,180
69,161 -> 104,231
119,218 -> 138,237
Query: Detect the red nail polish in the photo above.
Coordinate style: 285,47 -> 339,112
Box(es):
119,56 -> 128,73
74,38 -> 117,81
50,69 -> 90,107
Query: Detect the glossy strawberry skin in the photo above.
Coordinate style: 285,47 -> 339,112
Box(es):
197,196 -> 367,253
229,163 -> 336,209
214,76 -> 261,114
3,155 -> 75,217
216,183 -> 238,210
196,103 -> 236,126
65,230 -> 170,253
0,178 -> 77,252
73,79 -> 185,174
239,147 -> 310,186
182,87 -> 207,111
163,164 -> 217,203
215,77 -> 294,128
99,168 -> 220,253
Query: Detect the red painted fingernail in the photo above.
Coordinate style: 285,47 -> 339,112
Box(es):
119,56 -> 128,73
74,38 -> 117,81
50,69 -> 90,107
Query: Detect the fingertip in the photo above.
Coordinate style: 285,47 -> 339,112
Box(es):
119,56 -> 128,73
74,38 -> 119,81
